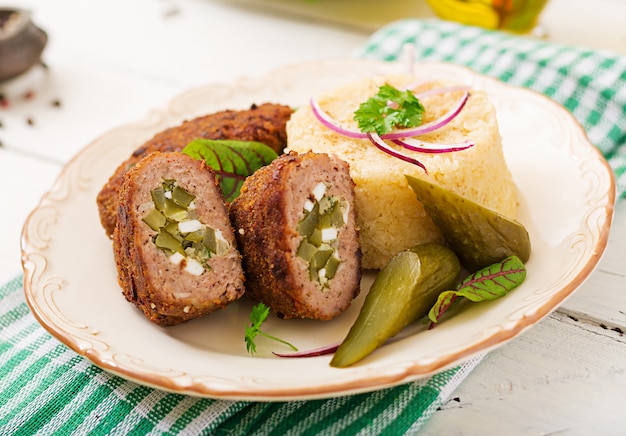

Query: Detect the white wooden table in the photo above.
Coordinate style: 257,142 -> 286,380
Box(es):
2,0 -> 624,434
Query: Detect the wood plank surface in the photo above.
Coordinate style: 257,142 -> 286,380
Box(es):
422,200 -> 626,435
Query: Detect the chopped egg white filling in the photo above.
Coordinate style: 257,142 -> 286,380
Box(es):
303,199 -> 315,212
321,227 -> 338,242
178,219 -> 202,233
214,229 -> 229,255
184,258 -> 204,276
312,182 -> 327,201
342,201 -> 350,225
169,252 -> 184,265
170,252 -> 205,277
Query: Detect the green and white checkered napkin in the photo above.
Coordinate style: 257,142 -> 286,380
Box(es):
360,19 -> 626,197
2,19 -> 626,436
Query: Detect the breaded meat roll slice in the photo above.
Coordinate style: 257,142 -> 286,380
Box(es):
230,151 -> 361,320
98,102 -> 294,238
114,151 -> 245,326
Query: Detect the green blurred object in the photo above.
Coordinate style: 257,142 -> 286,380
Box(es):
426,0 -> 549,34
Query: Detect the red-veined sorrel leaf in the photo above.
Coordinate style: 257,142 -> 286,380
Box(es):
455,255 -> 526,302
182,139 -> 278,202
428,291 -> 459,326
428,256 -> 526,327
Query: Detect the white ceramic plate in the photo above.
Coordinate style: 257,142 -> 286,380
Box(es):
22,59 -> 615,401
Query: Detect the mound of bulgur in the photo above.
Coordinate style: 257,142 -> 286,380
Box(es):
286,75 -> 518,269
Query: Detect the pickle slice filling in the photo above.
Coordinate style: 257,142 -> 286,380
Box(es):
142,179 -> 229,275
296,183 -> 348,288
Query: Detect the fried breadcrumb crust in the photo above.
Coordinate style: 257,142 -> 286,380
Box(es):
98,103 -> 293,238
114,152 -> 245,326
230,151 -> 361,320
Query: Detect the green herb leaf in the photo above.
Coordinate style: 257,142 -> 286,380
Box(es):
428,291 -> 459,326
353,83 -> 425,135
182,139 -> 278,202
244,303 -> 298,356
428,256 -> 527,326
455,256 -> 527,301
245,302 -> 270,355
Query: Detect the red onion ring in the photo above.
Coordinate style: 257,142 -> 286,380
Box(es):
272,319 -> 427,358
309,90 -> 470,142
392,137 -> 475,154
379,91 -> 470,140
272,341 -> 340,358
309,97 -> 367,139
368,133 -> 428,173
308,84 -> 473,171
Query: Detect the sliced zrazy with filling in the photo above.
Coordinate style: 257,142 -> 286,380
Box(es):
113,151 -> 245,326
229,151 -> 362,320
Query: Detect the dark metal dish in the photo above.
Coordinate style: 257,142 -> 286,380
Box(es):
0,8 -> 47,82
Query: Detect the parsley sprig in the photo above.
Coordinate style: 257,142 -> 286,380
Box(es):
245,303 -> 298,355
354,83 -> 425,135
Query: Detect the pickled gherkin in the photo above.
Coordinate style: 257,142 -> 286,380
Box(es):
142,209 -> 166,231
323,255 -> 340,278
150,187 -> 167,211
142,178 -> 231,275
155,228 -> 185,256
329,202 -> 345,227
172,185 -> 195,208
297,203 -> 319,238
330,244 -> 460,368
202,226 -> 217,254
296,240 -> 317,262
406,175 -> 531,272
163,219 -> 179,237
163,198 -> 188,221
296,186 -> 348,288
184,229 -> 205,243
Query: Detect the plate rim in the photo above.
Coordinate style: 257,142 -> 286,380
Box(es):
21,58 -> 616,400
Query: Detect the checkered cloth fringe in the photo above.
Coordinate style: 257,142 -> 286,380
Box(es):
1,276 -> 482,435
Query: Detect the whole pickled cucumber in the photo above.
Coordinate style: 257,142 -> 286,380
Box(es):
330,244 -> 460,368
406,175 -> 531,272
